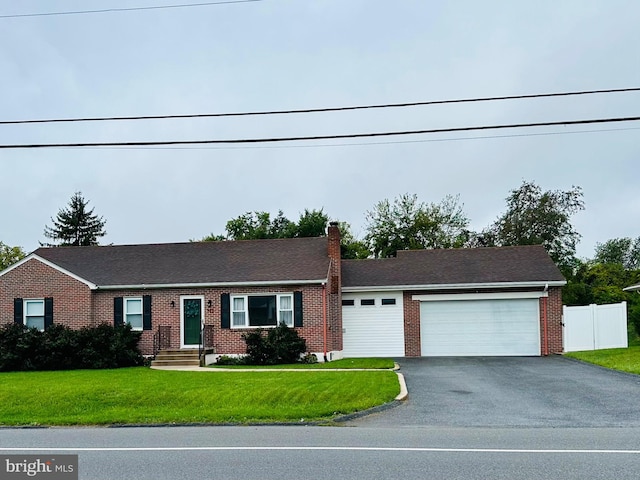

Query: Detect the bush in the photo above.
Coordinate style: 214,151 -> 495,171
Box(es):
76,323 -> 144,369
241,322 -> 307,365
0,324 -> 42,371
0,323 -> 143,372
215,355 -> 248,366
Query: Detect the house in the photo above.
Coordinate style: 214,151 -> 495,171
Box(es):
0,223 -> 566,361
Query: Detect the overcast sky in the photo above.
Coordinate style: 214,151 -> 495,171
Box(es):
1,0 -> 638,258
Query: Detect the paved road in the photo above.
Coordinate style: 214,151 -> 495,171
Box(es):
351,356 -> 640,427
2,426 -> 640,480
4,357 -> 640,479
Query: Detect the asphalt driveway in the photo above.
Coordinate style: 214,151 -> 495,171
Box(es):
350,356 -> 640,427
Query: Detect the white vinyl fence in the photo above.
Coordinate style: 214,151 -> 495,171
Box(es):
563,302 -> 628,352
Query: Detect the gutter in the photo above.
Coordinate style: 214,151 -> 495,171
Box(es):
322,283 -> 328,363
342,280 -> 566,293
96,278 -> 328,290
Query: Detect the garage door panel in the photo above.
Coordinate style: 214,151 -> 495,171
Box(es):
421,299 -> 540,357
342,292 -> 404,357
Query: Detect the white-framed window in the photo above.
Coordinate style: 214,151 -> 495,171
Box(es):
124,297 -> 143,331
231,294 -> 294,328
24,299 -> 45,331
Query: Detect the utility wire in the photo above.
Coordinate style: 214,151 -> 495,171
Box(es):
1,87 -> 639,125
0,0 -> 261,19
1,116 -> 638,149
71,126 -> 640,151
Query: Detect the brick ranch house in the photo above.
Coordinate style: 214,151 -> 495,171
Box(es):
0,223 -> 566,361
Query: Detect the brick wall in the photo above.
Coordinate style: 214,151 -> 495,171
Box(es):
544,286 -> 564,354
403,292 -> 421,356
93,284 -> 328,356
0,259 -> 92,329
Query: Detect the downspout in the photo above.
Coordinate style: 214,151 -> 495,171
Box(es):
322,282 -> 328,363
322,258 -> 333,363
542,283 -> 549,356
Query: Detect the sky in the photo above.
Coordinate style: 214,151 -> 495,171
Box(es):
1,0 -> 638,259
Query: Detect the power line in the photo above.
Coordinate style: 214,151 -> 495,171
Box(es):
0,0 -> 262,19
45,126 -> 639,151
1,115 -> 638,149
1,87 -> 639,125
70,126 -> 639,151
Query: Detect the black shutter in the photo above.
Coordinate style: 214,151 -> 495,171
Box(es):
143,295 -> 152,330
221,293 -> 230,329
13,298 -> 23,325
114,297 -> 123,327
44,297 -> 53,330
294,291 -> 303,327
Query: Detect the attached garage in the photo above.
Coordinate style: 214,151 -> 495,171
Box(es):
342,246 -> 565,358
342,291 -> 404,357
418,294 -> 541,357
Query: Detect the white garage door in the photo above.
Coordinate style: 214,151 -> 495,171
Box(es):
342,292 -> 405,357
420,298 -> 540,356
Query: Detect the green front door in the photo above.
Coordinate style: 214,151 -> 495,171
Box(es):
183,298 -> 202,346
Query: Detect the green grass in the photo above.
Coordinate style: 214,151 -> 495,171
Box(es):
566,346 -> 640,375
0,368 -> 399,426
210,357 -> 395,369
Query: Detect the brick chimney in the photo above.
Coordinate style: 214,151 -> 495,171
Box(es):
327,221 -> 341,267
326,222 -> 342,353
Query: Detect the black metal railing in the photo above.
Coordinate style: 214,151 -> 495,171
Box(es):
198,324 -> 215,365
153,326 -> 172,357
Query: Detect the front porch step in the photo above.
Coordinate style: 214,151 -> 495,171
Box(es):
151,349 -> 200,367
151,359 -> 201,367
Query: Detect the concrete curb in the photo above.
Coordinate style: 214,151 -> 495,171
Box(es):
150,366 -> 399,372
394,372 -> 408,401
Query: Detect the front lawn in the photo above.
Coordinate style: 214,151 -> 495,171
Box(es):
0,367 -> 399,426
565,346 -> 640,375
210,357 -> 395,369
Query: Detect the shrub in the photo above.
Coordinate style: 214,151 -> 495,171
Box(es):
76,323 -> 144,369
242,330 -> 273,365
215,355 -> 248,366
35,324 -> 79,371
0,323 -> 143,372
241,322 -> 307,365
0,324 -> 42,371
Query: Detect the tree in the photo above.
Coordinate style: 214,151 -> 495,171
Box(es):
338,222 -> 371,259
296,209 -> 329,238
224,210 -> 296,240
0,242 -> 25,271
485,181 -> 584,273
364,193 -> 470,258
197,208 -> 370,258
594,236 -> 640,270
42,192 -> 107,246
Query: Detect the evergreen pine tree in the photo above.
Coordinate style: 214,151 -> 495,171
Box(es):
42,192 -> 107,246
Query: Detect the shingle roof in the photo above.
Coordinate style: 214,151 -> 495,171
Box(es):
342,245 -> 565,288
33,237 -> 330,287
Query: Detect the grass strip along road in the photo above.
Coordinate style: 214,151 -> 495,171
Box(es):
0,362 -> 398,426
